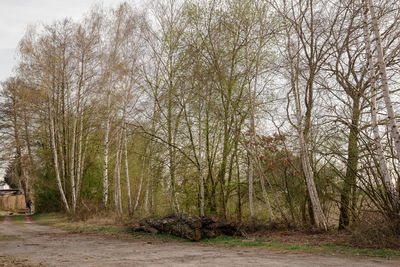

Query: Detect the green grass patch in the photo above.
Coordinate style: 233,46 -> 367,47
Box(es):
32,213 -> 185,242
201,235 -> 400,258
32,212 -> 67,225
60,223 -> 186,242
11,215 -> 25,224
60,224 -> 131,235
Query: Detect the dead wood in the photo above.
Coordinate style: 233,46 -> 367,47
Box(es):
131,213 -> 242,241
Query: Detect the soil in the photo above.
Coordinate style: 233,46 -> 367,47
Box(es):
0,216 -> 399,267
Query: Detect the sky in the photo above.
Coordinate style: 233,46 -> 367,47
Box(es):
0,0 -> 144,180
0,0 -> 145,83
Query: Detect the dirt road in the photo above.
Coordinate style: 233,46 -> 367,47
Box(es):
0,216 -> 399,267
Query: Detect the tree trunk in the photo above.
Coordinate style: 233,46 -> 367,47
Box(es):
367,0 -> 400,174
248,154 -> 255,220
117,133 -> 123,215
133,151 -> 146,214
236,151 -> 242,222
123,92 -> 132,215
198,109 -> 205,217
290,51 -> 327,230
102,92 -> 111,209
339,95 -> 360,229
76,122 -> 90,204
69,89 -> 81,212
362,1 -> 397,207
49,97 -> 70,212
218,125 -> 229,219
144,159 -> 152,215
113,130 -> 123,214
284,11 -> 328,229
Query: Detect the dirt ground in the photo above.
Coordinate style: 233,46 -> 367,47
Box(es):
0,216 -> 400,267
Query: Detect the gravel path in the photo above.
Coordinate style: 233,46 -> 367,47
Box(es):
0,216 -> 399,267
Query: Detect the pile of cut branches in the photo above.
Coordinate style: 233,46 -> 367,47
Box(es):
131,213 -> 243,241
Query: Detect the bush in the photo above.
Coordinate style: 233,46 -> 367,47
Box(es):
349,211 -> 400,249
33,172 -> 63,213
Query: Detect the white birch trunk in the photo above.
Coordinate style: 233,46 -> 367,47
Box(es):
144,158 -> 152,215
294,86 -> 327,230
242,140 -> 275,222
366,0 -> 400,170
70,75 -> 83,212
56,127 -> 66,194
113,131 -> 122,214
123,123 -> 132,215
115,130 -> 123,215
113,148 -> 119,212
133,151 -> 146,214
123,90 -> 132,215
72,111 -> 84,211
257,164 -> 275,222
75,113 -> 89,204
198,110 -> 205,217
49,98 -> 70,212
117,145 -> 123,215
362,1 -> 397,206
70,105 -> 78,213
286,29 -> 328,230
103,92 -> 111,208
144,100 -> 157,215
248,154 -> 255,219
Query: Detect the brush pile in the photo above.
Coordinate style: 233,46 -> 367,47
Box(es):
132,213 -> 243,241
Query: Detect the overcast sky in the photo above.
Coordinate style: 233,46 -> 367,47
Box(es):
0,0 -> 145,83
0,0 -> 145,180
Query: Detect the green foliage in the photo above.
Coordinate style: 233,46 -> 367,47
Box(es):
33,171 -> 63,213
79,150 -> 104,203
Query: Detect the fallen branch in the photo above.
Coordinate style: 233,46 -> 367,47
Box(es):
131,213 -> 243,241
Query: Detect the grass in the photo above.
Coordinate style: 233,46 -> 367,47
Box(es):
202,235 -> 400,258
32,212 -> 184,242
11,215 -> 25,224
60,224 -> 187,242
31,213 -> 400,258
32,212 -> 67,225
